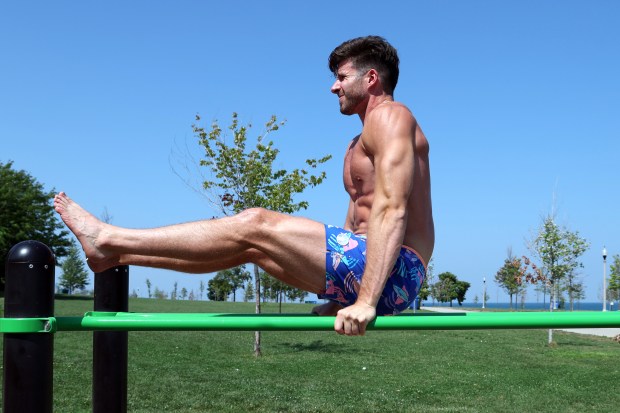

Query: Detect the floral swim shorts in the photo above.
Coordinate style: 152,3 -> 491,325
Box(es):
317,225 -> 427,315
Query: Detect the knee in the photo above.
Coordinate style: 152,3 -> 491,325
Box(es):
235,208 -> 275,241
237,207 -> 271,227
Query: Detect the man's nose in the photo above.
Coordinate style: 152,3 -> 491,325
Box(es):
330,80 -> 340,94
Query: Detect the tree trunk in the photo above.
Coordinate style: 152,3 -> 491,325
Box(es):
253,264 -> 262,357
548,282 -> 554,345
278,289 -> 283,313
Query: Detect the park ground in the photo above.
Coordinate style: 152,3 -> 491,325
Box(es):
2,298 -> 620,412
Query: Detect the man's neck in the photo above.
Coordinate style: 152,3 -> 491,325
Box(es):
359,94 -> 394,124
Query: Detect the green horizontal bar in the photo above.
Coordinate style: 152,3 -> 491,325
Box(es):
4,311 -> 620,333
54,311 -> 620,332
0,317 -> 56,333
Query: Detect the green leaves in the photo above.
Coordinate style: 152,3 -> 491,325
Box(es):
192,113 -> 332,216
59,240 -> 89,294
432,272 -> 470,306
530,216 -> 589,285
0,161 -> 73,289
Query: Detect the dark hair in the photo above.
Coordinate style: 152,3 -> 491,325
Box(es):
328,36 -> 400,95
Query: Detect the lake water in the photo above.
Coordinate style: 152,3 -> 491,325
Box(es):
421,301 -> 617,311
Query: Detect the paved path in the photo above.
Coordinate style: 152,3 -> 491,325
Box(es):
421,306 -> 620,339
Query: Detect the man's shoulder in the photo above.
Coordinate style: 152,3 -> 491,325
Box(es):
367,101 -> 415,127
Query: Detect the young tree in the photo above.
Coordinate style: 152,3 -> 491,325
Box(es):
59,240 -> 89,294
0,161 -> 72,290
527,214 -> 588,344
146,278 -> 152,298
495,258 -> 519,309
528,215 -> 589,312
182,113 -> 331,356
181,287 -> 188,300
495,249 -> 527,310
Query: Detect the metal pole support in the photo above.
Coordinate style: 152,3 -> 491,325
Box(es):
93,265 -> 129,413
2,240 -> 55,413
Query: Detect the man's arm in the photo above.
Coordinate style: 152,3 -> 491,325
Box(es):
335,105 -> 416,335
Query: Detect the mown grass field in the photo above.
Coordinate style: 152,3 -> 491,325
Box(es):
2,297 -> 620,412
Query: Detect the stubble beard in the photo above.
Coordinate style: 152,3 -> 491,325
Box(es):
339,91 -> 364,116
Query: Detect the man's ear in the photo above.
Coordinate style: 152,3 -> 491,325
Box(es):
366,68 -> 380,90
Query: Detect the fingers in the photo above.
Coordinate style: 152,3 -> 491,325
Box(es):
334,308 -> 370,336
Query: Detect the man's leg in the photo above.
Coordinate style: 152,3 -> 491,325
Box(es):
54,192 -> 327,293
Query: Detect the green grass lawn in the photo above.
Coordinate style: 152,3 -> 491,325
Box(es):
2,297 -> 620,412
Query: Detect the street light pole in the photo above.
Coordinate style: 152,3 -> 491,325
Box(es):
482,277 -> 486,310
603,247 -> 607,312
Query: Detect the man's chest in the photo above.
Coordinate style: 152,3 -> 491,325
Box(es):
343,136 -> 375,198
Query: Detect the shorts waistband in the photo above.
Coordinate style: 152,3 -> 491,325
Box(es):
401,245 -> 428,270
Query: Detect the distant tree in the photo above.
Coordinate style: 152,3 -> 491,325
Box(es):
181,287 -> 188,300
418,258 -> 435,304
207,272 -> 233,301
189,290 -> 195,301
433,272 -> 459,307
153,287 -> 168,299
146,278 -> 152,298
286,287 -> 308,303
534,282 -> 550,307
244,283 -> 255,302
262,273 -> 271,302
171,281 -> 178,300
219,266 -> 251,302
455,280 -> 470,306
0,161 -> 72,291
563,270 -> 586,311
59,240 -> 89,294
199,280 -> 205,300
495,249 -> 527,310
608,254 -> 620,303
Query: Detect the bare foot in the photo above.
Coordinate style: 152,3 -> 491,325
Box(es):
312,301 -> 343,316
54,192 -> 118,272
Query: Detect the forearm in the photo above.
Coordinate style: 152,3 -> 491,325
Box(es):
356,205 -> 407,307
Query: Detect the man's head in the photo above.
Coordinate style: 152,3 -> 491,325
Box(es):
328,36 -> 400,96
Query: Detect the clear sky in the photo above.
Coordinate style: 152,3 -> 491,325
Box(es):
1,1 -> 618,303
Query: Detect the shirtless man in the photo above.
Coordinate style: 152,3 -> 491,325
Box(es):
54,36 -> 434,336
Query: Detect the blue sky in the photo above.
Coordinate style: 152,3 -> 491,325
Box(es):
1,1 -> 618,303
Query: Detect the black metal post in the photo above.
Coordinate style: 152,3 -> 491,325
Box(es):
92,265 -> 129,413
3,240 -> 55,413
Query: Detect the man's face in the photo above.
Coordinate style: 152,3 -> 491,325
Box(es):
330,60 -> 368,116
